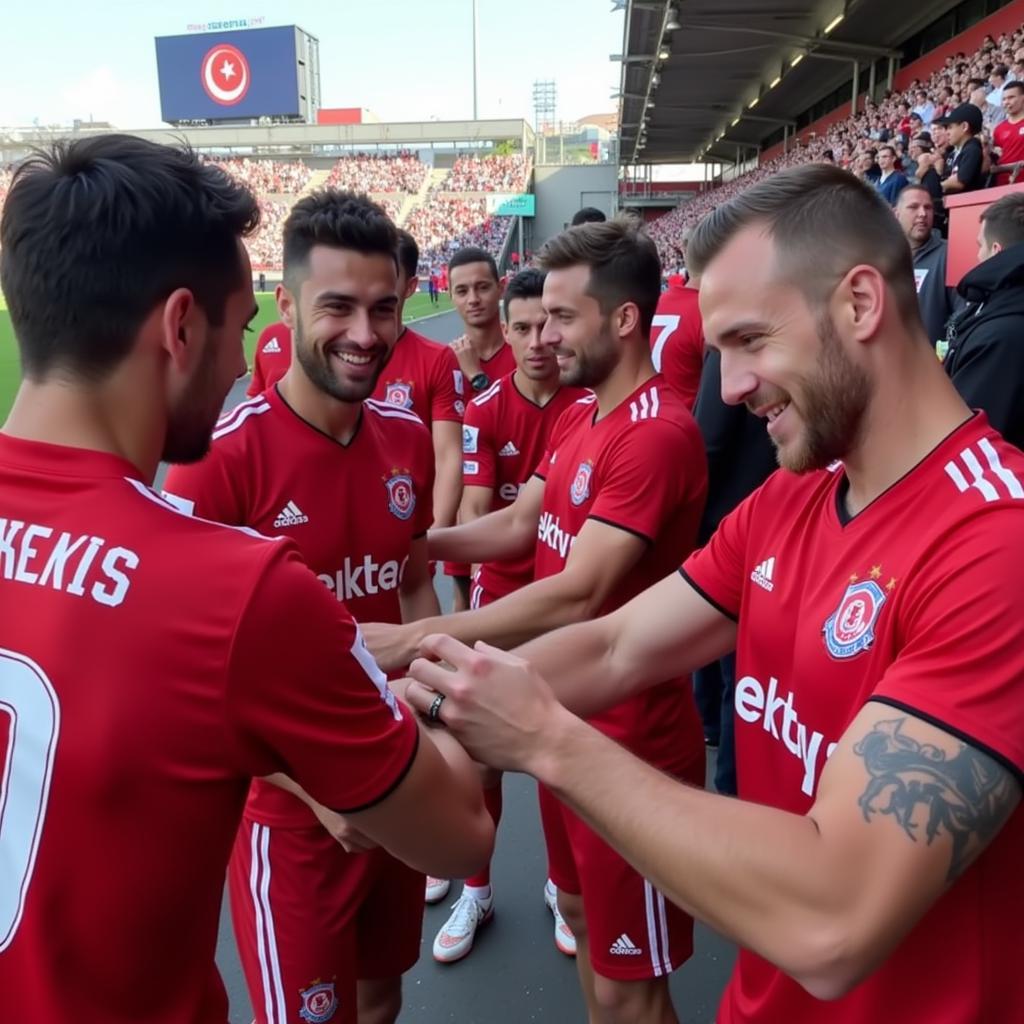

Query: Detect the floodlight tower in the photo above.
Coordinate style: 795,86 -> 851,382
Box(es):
532,80 -> 557,134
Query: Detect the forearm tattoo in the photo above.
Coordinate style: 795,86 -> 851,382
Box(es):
853,718 -> 1019,881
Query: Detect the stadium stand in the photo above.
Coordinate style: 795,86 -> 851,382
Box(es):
648,21 -> 1024,271
324,151 -> 428,193
207,157 -> 313,194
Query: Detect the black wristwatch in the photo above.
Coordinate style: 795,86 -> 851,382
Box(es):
470,373 -> 490,392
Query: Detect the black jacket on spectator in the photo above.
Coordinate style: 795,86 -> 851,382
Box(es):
693,349 -> 779,544
943,242 -> 1024,449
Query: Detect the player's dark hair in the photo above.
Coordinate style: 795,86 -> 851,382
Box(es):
448,246 -> 499,282
571,206 -> 607,226
980,192 -> 1024,251
282,189 -> 398,290
503,268 -> 546,318
538,214 -> 661,336
396,229 -> 419,280
688,164 -> 921,330
1003,80 -> 1024,94
0,133 -> 259,382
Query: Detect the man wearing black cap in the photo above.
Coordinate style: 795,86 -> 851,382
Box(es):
938,103 -> 986,194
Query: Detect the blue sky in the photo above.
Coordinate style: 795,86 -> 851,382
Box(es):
0,1 -> 624,128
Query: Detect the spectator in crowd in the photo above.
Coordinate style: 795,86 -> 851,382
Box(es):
941,192 -> 1024,449
325,152 -> 428,194
994,80 -> 1024,184
570,206 -> 607,226
939,104 -> 986,194
989,64 -> 1010,106
913,88 -> 936,125
895,185 -> 957,346
969,81 -> 1006,132
876,144 -> 908,204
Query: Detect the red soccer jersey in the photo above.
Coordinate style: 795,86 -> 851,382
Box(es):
993,116 -> 1024,185
246,321 -> 292,397
651,285 -> 704,411
0,435 -> 417,1024
682,414 -> 1024,1023
163,387 -> 434,829
463,373 -> 586,599
371,326 -> 463,427
535,378 -> 707,766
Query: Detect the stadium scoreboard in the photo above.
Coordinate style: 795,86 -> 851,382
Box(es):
154,25 -> 320,125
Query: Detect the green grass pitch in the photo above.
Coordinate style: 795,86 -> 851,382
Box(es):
0,289 -> 453,424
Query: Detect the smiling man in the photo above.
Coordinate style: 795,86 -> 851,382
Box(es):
403,164 -> 1024,1024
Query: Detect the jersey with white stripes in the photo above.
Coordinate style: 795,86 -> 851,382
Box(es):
0,433 -> 416,1023
682,411 -> 1024,1024
462,372 -> 586,601
533,375 -> 707,767
163,385 -> 433,829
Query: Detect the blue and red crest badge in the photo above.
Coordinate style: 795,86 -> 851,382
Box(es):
385,470 -> 416,521
298,980 -> 337,1023
201,43 -> 251,106
384,380 -> 414,409
569,460 -> 593,507
823,579 -> 887,659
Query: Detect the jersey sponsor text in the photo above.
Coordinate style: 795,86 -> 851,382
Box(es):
318,554 -> 409,601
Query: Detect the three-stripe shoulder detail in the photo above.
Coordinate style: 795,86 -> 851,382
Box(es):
944,437 -> 1024,502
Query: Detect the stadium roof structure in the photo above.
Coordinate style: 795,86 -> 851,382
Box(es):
0,119 -> 535,160
616,0 -> 962,165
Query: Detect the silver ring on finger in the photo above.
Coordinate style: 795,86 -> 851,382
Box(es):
428,693 -> 446,723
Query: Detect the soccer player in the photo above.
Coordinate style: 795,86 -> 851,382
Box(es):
163,193 -> 443,1024
429,267 -> 586,962
367,216 -> 708,1024
993,80 -> 1024,185
372,230 -> 464,534
0,136 -> 492,1024
405,165 -> 1024,1024
246,319 -> 292,397
445,246 -> 516,610
651,260 -> 704,411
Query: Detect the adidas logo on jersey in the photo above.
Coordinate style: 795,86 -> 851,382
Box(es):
262,339 -> 282,354
273,501 -> 309,528
609,934 -> 643,956
750,556 -> 776,592
499,441 -> 520,457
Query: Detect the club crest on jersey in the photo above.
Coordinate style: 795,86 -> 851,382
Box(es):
384,470 -> 416,521
383,380 -> 414,409
570,460 -> 594,506
823,579 -> 887,659
298,980 -> 337,1023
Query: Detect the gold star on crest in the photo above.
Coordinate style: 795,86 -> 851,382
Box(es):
886,577 -> 897,592
869,565 -> 883,579
849,573 -> 858,583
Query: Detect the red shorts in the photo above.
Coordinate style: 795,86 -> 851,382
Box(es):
229,817 -> 424,1024
539,753 -> 703,981
443,561 -> 471,579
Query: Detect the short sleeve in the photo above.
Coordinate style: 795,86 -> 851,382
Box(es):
956,143 -> 983,186
871,513 -> 1024,780
462,399 -> 497,490
588,421 -> 704,542
680,485 -> 760,621
162,445 -> 246,526
431,347 -> 464,423
225,544 -> 419,812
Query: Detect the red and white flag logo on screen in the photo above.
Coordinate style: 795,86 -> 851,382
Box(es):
201,43 -> 251,106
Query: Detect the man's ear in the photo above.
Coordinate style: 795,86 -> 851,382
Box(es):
277,282 -> 298,331
159,289 -> 201,371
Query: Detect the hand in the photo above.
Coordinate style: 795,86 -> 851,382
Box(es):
361,620 -> 425,674
310,801 -> 379,853
450,336 -> 483,379
404,634 -> 570,774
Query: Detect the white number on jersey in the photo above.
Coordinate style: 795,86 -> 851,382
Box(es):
651,314 -> 681,373
0,649 -> 60,952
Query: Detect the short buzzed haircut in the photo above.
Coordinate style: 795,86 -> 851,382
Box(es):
980,192 -> 1024,251
449,246 -> 499,282
571,206 -> 607,226
538,214 -> 662,335
688,164 -> 920,329
503,267 -> 546,318
1003,80 -> 1024,94
396,229 -> 419,280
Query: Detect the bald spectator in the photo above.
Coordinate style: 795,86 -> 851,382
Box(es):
895,185 -> 957,346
